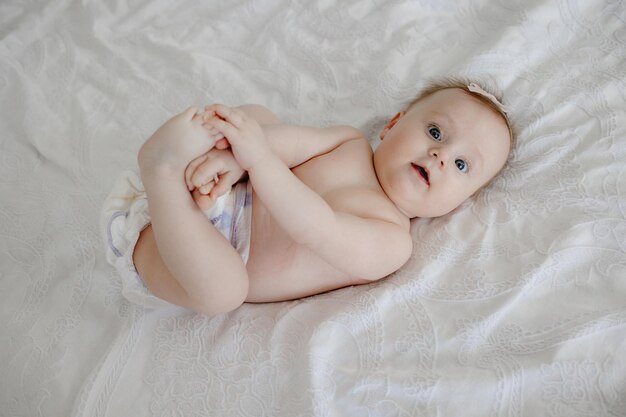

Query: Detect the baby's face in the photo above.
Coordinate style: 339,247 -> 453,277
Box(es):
373,88 -> 511,218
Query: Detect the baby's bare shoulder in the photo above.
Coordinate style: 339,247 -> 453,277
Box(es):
336,135 -> 373,154
326,141 -> 408,228
295,135 -> 372,179
325,135 -> 374,169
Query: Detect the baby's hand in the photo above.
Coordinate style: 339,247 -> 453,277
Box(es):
185,148 -> 246,210
202,104 -> 271,171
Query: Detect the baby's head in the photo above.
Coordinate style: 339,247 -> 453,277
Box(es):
373,78 -> 514,218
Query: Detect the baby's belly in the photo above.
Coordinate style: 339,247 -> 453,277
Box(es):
246,196 -> 299,286
244,193 -> 368,303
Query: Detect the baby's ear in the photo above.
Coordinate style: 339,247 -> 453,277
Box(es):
380,112 -> 404,140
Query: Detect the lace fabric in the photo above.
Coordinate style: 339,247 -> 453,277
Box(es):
0,1 -> 624,416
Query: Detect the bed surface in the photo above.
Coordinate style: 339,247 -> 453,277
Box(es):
1,0 -> 625,416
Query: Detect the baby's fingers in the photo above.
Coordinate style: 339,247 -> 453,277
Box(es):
209,178 -> 229,199
198,180 -> 216,196
215,138 -> 230,149
204,117 -> 241,144
191,157 -> 225,189
185,153 -> 208,191
191,188 -> 215,211
208,171 -> 238,200
204,104 -> 245,128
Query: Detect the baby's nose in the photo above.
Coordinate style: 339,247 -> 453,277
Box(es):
429,149 -> 447,168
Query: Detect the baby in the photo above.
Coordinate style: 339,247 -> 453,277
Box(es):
102,79 -> 513,315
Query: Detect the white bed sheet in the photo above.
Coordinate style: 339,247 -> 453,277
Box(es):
1,0 -> 625,416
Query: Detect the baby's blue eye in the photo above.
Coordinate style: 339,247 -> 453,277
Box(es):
455,158 -> 468,173
428,126 -> 442,141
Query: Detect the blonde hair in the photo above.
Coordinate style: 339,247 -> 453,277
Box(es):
407,77 -> 515,149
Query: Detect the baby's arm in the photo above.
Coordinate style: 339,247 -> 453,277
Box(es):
136,107 -> 249,314
205,105 -> 412,280
185,121 -> 358,196
212,104 -> 365,168
262,123 -> 364,168
186,105 -> 363,204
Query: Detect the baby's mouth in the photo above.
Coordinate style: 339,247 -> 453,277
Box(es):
412,163 -> 430,186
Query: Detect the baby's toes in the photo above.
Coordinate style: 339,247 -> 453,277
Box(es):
181,106 -> 199,121
191,110 -> 208,126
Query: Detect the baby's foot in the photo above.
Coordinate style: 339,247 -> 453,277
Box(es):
138,106 -> 219,174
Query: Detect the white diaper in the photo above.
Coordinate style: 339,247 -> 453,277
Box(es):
100,170 -> 252,309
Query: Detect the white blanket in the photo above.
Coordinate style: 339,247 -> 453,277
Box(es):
1,1 -> 625,416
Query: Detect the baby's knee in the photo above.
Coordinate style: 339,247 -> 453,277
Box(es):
236,104 -> 280,125
191,269 -> 249,316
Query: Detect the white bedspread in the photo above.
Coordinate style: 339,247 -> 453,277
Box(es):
1,1 -> 625,416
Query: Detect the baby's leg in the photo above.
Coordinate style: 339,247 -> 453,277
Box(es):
134,105 -> 278,315
133,175 -> 249,315
133,224 -> 198,307
236,104 -> 281,125
134,110 -> 249,315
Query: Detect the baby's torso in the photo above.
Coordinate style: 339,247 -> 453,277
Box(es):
244,138 -> 409,303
